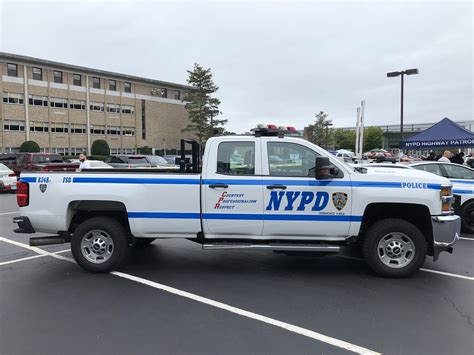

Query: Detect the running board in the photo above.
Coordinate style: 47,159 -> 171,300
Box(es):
202,243 -> 340,252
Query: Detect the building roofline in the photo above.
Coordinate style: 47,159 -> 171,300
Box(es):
0,52 -> 194,90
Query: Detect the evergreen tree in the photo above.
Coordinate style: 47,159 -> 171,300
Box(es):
182,63 -> 227,144
91,139 -> 110,156
19,140 -> 40,153
308,111 -> 333,148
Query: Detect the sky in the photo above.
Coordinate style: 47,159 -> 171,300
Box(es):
1,0 -> 472,133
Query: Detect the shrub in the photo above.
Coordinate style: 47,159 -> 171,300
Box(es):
91,139 -> 110,156
140,146 -> 152,155
19,141 -> 40,153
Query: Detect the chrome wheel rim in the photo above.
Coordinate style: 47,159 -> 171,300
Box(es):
377,232 -> 415,269
80,229 -> 114,264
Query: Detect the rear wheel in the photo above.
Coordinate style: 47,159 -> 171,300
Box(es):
362,218 -> 427,278
71,217 -> 130,273
461,201 -> 474,233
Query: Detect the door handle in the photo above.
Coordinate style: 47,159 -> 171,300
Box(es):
266,184 -> 287,190
209,184 -> 229,189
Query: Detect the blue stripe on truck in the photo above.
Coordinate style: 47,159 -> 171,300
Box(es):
128,212 -> 362,222
72,177 -> 200,184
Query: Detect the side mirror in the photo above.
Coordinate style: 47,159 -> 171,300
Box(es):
315,157 -> 332,180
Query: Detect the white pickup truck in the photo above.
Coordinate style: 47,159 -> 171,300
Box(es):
14,128 -> 460,277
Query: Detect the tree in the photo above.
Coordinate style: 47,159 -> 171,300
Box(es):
19,140 -> 40,153
363,126 -> 384,151
307,111 -> 333,148
333,129 -> 356,151
91,139 -> 110,156
182,63 -> 227,144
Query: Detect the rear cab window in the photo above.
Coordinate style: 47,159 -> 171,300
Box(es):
216,142 -> 255,175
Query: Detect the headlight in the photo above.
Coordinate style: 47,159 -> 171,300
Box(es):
440,185 -> 453,213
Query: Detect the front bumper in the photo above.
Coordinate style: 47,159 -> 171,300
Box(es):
431,215 -> 460,261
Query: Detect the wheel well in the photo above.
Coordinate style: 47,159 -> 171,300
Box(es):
67,200 -> 131,236
360,203 -> 434,256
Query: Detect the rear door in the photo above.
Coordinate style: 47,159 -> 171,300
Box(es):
202,138 -> 264,238
261,139 -> 353,239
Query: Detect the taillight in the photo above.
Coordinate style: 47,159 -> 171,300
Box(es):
17,181 -> 29,207
8,172 -> 16,177
41,167 -> 50,171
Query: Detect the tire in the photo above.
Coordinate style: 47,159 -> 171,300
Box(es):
71,217 -> 130,273
460,201 -> 474,234
362,218 -> 427,278
133,238 -> 156,247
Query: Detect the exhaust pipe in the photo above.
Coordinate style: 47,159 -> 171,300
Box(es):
30,236 -> 65,247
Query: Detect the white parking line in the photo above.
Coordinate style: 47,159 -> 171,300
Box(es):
459,237 -> 474,241
0,249 -> 70,266
336,255 -> 474,281
0,211 -> 19,216
419,268 -> 474,281
0,236 -> 380,355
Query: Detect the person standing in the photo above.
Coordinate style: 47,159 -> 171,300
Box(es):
450,152 -> 465,165
79,153 -> 91,170
438,150 -> 453,162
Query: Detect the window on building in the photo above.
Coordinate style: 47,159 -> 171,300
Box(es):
3,92 -> 24,105
110,148 -> 120,154
92,77 -> 101,89
175,90 -> 181,100
4,120 -> 25,131
107,126 -> 121,135
29,121 -> 49,133
69,99 -> 86,110
73,74 -> 82,86
53,71 -> 63,83
109,79 -> 116,91
217,142 -> 255,175
32,67 -> 43,81
50,97 -> 68,108
51,123 -> 69,133
70,147 -> 86,155
122,127 -> 135,136
121,105 -> 135,114
141,99 -> 146,139
70,124 -> 86,134
7,63 -> 17,77
124,82 -> 131,93
28,95 -> 48,106
106,103 -> 120,113
55,148 -> 69,155
90,125 -> 105,135
161,88 -> 167,98
90,102 -> 105,112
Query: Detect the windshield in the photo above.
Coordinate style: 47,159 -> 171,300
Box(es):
147,156 -> 169,165
126,157 -> 148,164
32,155 -> 64,164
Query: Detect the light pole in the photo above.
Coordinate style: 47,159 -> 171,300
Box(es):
323,122 -> 333,149
386,68 -> 419,141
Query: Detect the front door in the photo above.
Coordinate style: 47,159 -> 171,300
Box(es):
262,140 -> 353,239
202,139 -> 264,238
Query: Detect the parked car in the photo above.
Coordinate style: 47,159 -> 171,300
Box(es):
13,153 -> 79,177
145,155 -> 180,171
105,155 -> 152,168
0,163 -> 17,192
410,161 -> 474,233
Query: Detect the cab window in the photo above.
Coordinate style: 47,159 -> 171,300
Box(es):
267,142 -> 320,177
217,142 -> 255,175
413,164 -> 443,176
442,164 -> 474,179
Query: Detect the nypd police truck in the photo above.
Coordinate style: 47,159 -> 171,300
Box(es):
13,127 -> 460,277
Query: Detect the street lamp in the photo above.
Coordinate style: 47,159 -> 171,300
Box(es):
323,122 -> 333,149
386,68 -> 419,141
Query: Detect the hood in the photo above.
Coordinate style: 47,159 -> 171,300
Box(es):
359,166 -> 451,186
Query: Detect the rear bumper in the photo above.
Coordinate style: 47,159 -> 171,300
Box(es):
431,215 -> 460,261
13,216 -> 36,234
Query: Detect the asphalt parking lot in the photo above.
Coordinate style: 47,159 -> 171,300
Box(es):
1,193 -> 473,355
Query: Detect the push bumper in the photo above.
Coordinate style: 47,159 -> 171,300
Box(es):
431,215 -> 460,261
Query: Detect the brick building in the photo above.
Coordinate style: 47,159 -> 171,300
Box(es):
0,52 -> 192,155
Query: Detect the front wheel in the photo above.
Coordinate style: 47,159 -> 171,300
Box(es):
362,218 -> 427,278
460,201 -> 474,233
71,217 -> 130,273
